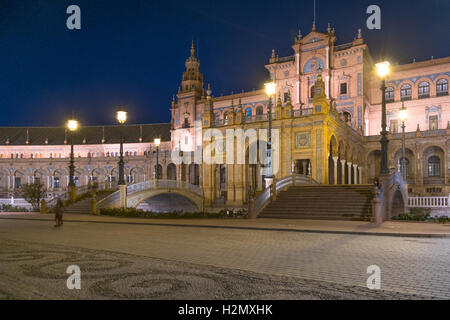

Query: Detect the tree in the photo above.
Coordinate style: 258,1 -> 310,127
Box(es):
20,182 -> 46,211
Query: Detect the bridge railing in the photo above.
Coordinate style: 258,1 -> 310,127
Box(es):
97,179 -> 203,209
46,185 -> 90,208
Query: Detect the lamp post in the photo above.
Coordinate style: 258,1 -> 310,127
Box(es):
375,61 -> 390,174
154,138 -> 161,179
399,102 -> 408,180
264,81 -> 276,178
116,111 -> 127,185
67,119 -> 78,201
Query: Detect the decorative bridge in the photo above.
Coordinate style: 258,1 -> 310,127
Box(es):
97,180 -> 204,211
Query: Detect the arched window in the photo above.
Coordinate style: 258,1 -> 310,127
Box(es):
400,157 -> 409,178
215,112 -> 220,120
428,156 -> 440,177
256,106 -> 263,115
400,84 -> 412,100
245,107 -> 252,117
418,81 -> 430,98
310,85 -> 315,99
385,86 -> 394,102
343,111 -> 351,123
436,78 -> 448,96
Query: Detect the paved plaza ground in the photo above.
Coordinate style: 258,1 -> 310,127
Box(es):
0,213 -> 449,299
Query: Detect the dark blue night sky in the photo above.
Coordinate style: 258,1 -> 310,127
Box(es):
0,0 -> 449,127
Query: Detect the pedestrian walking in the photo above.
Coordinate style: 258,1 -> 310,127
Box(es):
54,198 -> 64,227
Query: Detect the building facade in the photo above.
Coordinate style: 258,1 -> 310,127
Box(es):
1,25 -> 449,209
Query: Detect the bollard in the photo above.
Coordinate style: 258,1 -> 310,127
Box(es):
40,199 -> 47,214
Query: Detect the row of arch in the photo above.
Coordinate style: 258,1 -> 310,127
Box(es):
386,78 -> 448,101
215,104 -> 266,122
327,135 -> 364,185
367,145 -> 446,185
0,162 -> 202,192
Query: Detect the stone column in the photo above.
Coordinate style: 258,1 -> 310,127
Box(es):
340,160 -> 346,184
347,162 -> 353,184
358,166 -> 363,184
332,157 -> 338,184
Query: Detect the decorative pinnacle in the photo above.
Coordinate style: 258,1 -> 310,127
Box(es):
190,39 -> 195,56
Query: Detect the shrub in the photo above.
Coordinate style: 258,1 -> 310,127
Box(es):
99,207 -> 247,219
1,204 -> 29,212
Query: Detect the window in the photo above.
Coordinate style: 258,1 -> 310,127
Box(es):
400,84 -> 412,100
429,115 -> 438,130
436,78 -> 448,96
215,112 -> 220,120
256,106 -> 263,115
428,156 -> 440,177
400,157 -> 409,177
245,107 -> 252,117
418,81 -> 430,98
385,86 -> 394,102
53,177 -> 60,188
340,83 -> 347,95
310,85 -> 315,99
283,92 -> 289,103
389,120 -> 398,133
14,177 -> 21,189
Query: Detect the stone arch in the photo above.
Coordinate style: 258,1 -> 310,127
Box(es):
188,163 -> 200,185
13,170 -> 27,189
367,149 -> 381,184
423,145 -> 445,181
0,169 -> 9,191
92,167 -> 107,186
129,189 -> 204,212
33,169 -> 48,186
74,168 -> 87,187
130,167 -> 145,184
167,163 -> 176,180
393,148 -> 415,180
328,135 -> 338,184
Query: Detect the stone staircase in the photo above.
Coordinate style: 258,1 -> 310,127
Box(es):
259,185 -> 374,220
64,191 -> 115,214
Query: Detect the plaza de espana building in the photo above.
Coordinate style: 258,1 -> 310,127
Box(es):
0,25 -> 449,212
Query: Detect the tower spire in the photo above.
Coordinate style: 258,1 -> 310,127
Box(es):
190,39 -> 195,57
312,0 -> 317,31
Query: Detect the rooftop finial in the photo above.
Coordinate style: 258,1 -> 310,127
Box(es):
327,23 -> 331,34
190,39 -> 195,56
357,28 -> 362,39
312,0 -> 316,31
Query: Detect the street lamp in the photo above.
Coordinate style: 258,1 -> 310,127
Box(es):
116,110 -> 127,185
375,61 -> 390,174
264,81 -> 276,178
154,138 -> 161,179
399,102 -> 408,180
67,119 -> 78,201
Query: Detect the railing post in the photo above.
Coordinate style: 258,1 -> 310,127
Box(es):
247,194 -> 256,219
119,185 -> 127,209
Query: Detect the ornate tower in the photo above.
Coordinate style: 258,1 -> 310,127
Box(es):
180,40 -> 204,96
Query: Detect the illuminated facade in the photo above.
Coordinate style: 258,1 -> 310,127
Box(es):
0,26 -> 449,208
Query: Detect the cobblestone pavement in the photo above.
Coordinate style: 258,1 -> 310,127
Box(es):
0,219 -> 449,299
